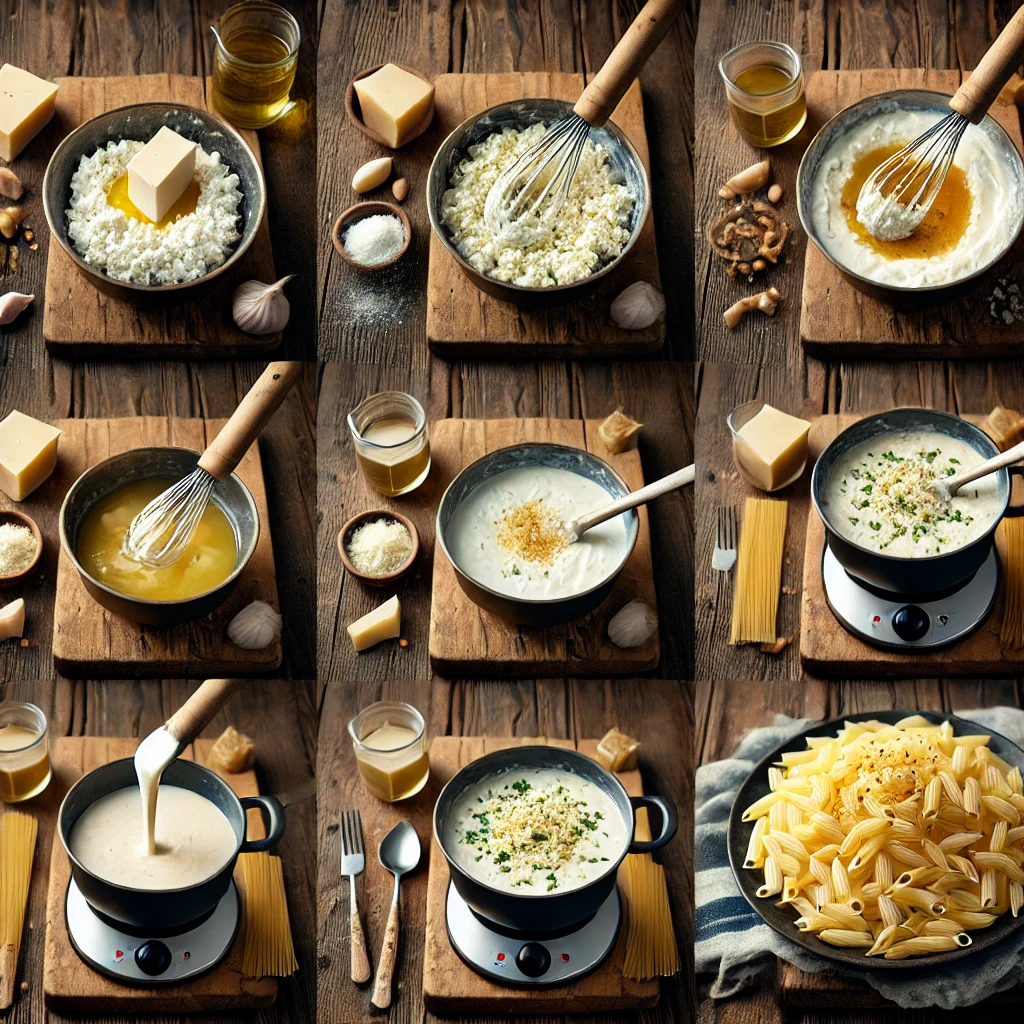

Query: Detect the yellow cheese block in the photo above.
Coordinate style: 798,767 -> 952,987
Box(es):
127,126 -> 197,223
353,64 -> 434,148
0,410 -> 61,501
0,64 -> 58,162
348,594 -> 401,652
733,404 -> 810,492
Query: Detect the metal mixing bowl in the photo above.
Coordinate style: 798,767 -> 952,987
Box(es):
797,89 -> 1024,306
436,442 -> 639,626
427,98 -> 651,309
43,102 -> 266,304
59,447 -> 259,626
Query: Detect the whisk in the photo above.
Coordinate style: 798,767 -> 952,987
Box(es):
483,0 -> 682,243
122,362 -> 302,567
857,6 -> 1024,241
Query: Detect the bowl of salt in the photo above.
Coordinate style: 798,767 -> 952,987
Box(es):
332,201 -> 411,271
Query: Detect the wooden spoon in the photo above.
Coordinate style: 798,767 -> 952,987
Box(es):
927,439 -> 1024,502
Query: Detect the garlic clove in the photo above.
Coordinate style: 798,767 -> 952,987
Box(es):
227,600 -> 282,650
352,157 -> 393,194
610,281 -> 665,330
607,600 -> 656,649
0,293 -> 34,326
232,276 -> 294,335
0,598 -> 25,640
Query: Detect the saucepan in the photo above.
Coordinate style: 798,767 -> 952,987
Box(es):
433,745 -> 676,936
58,757 -> 283,932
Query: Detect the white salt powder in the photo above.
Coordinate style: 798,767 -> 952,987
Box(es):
342,214 -> 406,266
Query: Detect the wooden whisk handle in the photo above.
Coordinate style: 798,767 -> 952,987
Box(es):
165,679 -> 246,747
949,4 -> 1024,123
573,0 -> 683,127
198,362 -> 303,480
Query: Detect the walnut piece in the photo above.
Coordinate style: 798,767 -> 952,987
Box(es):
709,198 -> 790,278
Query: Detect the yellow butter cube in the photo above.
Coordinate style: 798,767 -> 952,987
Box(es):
0,64 -> 58,162
0,410 -> 61,501
127,126 -> 197,223
353,64 -> 434,148
733,404 -> 811,492
348,594 -> 401,652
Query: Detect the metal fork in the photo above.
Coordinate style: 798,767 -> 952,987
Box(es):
712,506 -> 738,573
340,809 -> 371,984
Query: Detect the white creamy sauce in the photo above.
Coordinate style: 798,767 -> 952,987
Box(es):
134,726 -> 180,856
825,430 -> 1002,557
69,784 -> 237,890
812,109 -> 1020,287
445,466 -> 627,599
448,768 -> 627,893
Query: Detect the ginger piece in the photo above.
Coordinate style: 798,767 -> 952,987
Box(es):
208,725 -> 255,773
983,407 -> 1024,452
760,636 -> 792,654
724,287 -> 781,329
719,159 -> 770,199
595,727 -> 640,772
599,409 -> 643,454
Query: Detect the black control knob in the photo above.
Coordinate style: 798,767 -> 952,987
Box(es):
892,605 -> 929,642
135,940 -> 173,976
515,942 -> 551,978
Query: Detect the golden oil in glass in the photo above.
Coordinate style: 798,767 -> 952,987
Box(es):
720,42 -> 807,148
0,703 -> 51,803
348,393 -> 431,498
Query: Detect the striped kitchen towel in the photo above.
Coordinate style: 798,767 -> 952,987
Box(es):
695,707 -> 1024,1010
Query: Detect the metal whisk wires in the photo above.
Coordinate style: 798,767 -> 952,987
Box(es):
121,468 -> 216,567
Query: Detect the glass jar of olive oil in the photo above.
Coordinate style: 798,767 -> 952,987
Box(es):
348,392 -> 431,498
210,1 -> 300,129
719,41 -> 807,148
0,702 -> 51,803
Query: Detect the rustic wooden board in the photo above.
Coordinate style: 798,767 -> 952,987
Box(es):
425,73 -> 663,359
421,736 -> 659,1015
42,74 -> 280,360
427,417 -> 659,677
43,736 -> 277,1013
50,416 -> 282,677
800,69 -> 1024,359
799,413 -> 1024,677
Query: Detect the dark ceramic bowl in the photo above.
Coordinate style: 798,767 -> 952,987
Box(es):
59,447 -> 259,626
427,98 -> 650,309
43,102 -> 266,304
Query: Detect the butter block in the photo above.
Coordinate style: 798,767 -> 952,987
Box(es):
0,410 -> 61,501
733,404 -> 810,492
127,126 -> 196,222
596,727 -> 640,772
348,594 -> 401,652
353,64 -> 434,148
0,64 -> 58,162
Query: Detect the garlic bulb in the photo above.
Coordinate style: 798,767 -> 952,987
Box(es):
232,276 -> 293,335
610,281 -> 665,330
0,292 -> 33,325
227,600 -> 282,650
607,600 -> 656,649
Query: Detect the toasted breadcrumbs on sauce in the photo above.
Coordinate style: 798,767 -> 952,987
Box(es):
495,500 -> 568,566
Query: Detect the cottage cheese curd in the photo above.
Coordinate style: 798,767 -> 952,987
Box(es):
67,139 -> 243,285
811,108 -> 1022,287
440,123 -> 635,287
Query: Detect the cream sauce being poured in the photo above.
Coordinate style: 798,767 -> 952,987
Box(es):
134,726 -> 181,856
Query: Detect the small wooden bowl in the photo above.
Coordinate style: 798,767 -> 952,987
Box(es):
332,201 -> 412,271
345,63 -> 435,149
338,509 -> 419,587
0,510 -> 42,587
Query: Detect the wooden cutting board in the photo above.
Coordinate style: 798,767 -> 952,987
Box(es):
427,418 -> 659,677
799,69 -> 1024,359
49,416 -> 282,677
43,736 -> 277,1013
41,74 -> 280,360
421,736 -> 660,1015
799,413 -> 1024,677
425,73 -> 663,358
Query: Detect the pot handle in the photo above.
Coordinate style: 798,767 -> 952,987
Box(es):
239,794 -> 285,852
1005,466 -> 1024,518
628,794 -> 677,853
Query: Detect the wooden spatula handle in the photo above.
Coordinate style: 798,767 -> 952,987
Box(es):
950,438 -> 1024,493
573,0 -> 683,127
166,679 -> 246,746
371,899 -> 400,1009
198,362 -> 303,480
574,463 -> 694,536
949,5 -> 1024,123
349,881 -> 371,984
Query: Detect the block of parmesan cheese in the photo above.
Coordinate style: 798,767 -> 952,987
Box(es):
127,126 -> 197,223
348,594 -> 401,652
733,404 -> 810,492
0,410 -> 61,501
353,64 -> 434,148
0,64 -> 58,162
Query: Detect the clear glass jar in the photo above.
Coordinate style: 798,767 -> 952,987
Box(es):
719,41 -> 807,148
210,1 -> 300,129
728,399 -> 808,492
348,392 -> 431,498
348,701 -> 429,803
0,702 -> 51,803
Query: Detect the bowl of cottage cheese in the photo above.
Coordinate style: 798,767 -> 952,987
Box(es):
43,103 -> 266,302
427,98 -> 650,308
797,90 -> 1024,304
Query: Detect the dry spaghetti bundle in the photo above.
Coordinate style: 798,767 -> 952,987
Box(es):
730,497 -> 788,644
999,518 -> 1024,648
0,811 -> 37,1009
240,851 -> 298,978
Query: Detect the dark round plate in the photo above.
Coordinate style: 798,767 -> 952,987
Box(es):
728,709 -> 1024,970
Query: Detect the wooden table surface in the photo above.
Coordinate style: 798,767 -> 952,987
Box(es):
0,678 -> 317,1024
317,678 -> 693,1024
